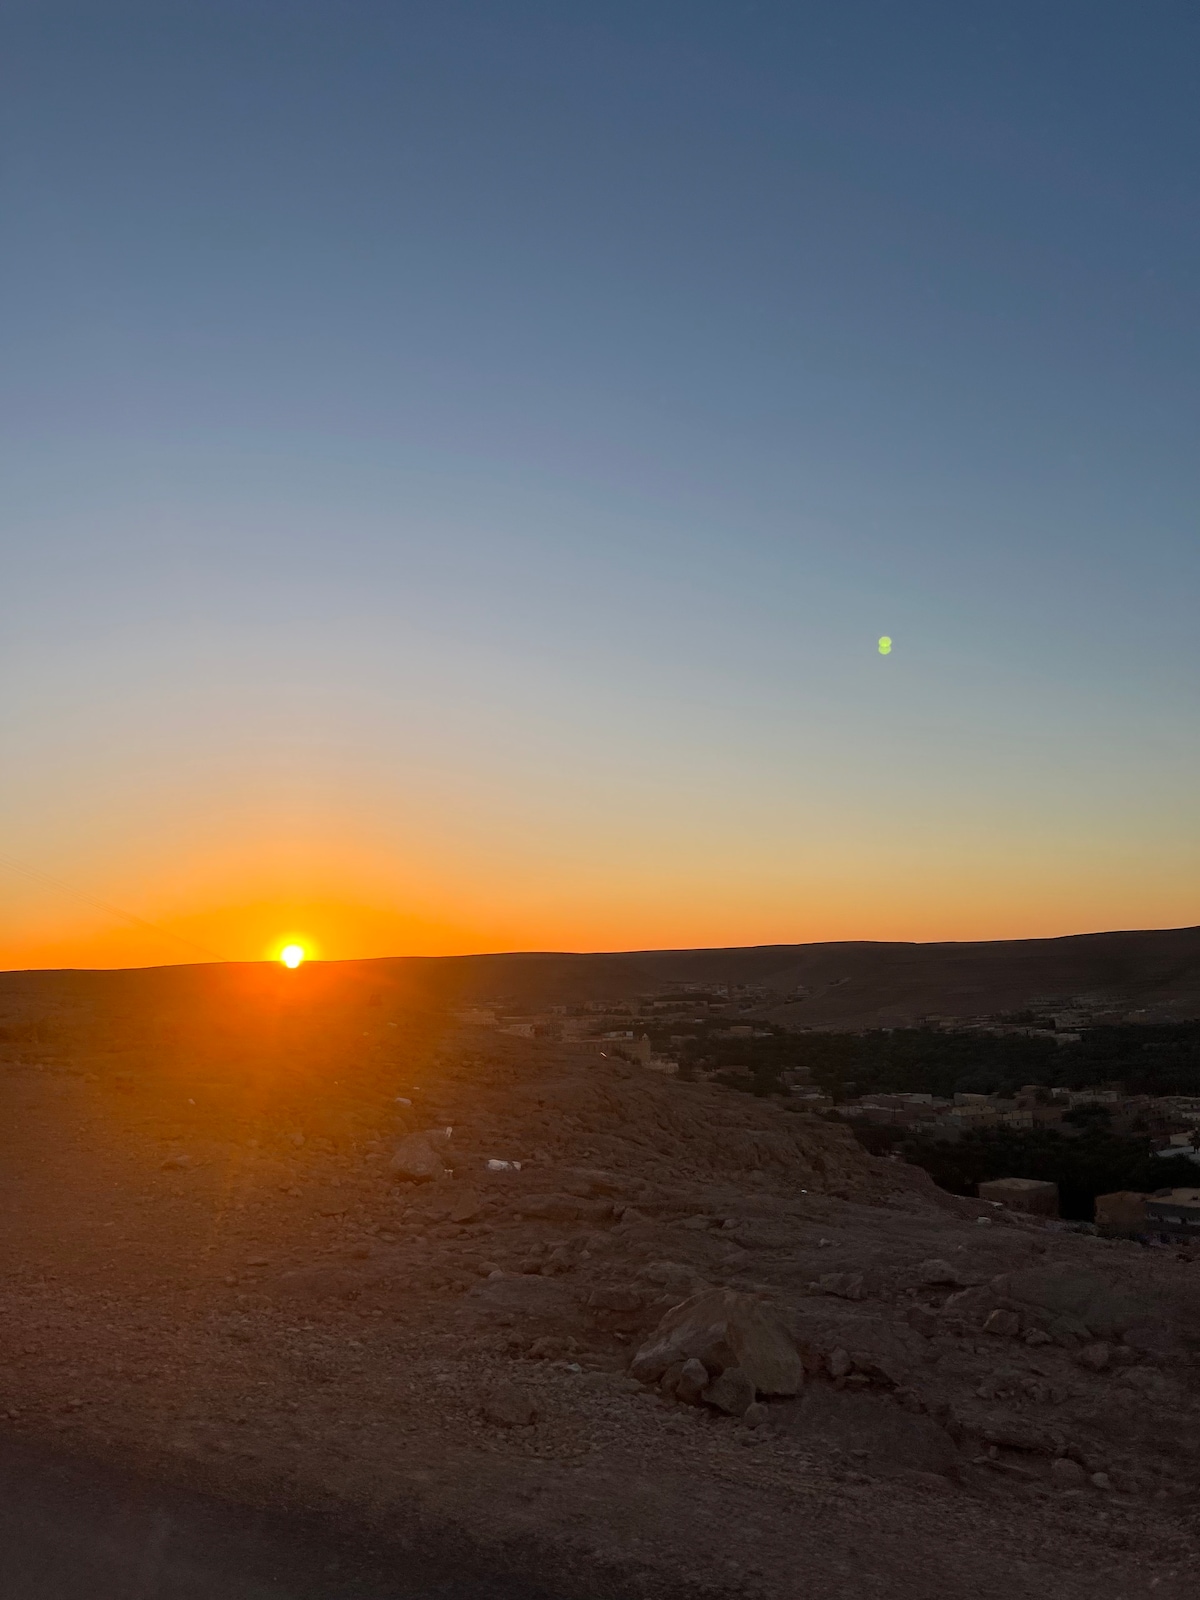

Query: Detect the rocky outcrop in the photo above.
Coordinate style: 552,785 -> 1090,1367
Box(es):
999,1268 -> 1145,1340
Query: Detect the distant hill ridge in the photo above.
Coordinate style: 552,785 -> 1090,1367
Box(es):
4,923 -> 1200,1030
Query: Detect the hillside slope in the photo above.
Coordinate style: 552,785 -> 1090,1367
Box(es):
1,1022 -> 1197,1600
5,922 -> 1200,1029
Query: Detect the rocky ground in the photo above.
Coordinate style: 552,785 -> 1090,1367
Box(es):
0,1013 -> 1197,1598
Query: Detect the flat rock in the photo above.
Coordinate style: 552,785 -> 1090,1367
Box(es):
978,1414 -> 1055,1454
915,1258 -> 964,1287
813,1272 -> 866,1301
518,1194 -> 613,1225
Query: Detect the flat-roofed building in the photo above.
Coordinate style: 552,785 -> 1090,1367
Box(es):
1145,1188 -> 1200,1236
1095,1191 -> 1149,1236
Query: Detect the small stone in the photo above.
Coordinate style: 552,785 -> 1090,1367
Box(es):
674,1358 -> 709,1405
1024,1329 -> 1052,1346
983,1309 -> 1020,1337
1050,1457 -> 1086,1489
1090,1471 -> 1112,1491
449,1188 -> 483,1224
814,1272 -> 866,1300
1078,1342 -> 1110,1372
907,1305 -> 941,1338
742,1402 -> 770,1428
702,1365 -> 756,1417
852,1353 -> 901,1387
389,1131 -> 450,1184
915,1258 -> 960,1286
587,1286 -> 644,1314
659,1360 -> 686,1397
827,1347 -> 852,1380
481,1384 -> 538,1428
528,1335 -> 567,1360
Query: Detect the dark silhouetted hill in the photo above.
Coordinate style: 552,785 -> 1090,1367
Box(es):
4,923 -> 1200,1030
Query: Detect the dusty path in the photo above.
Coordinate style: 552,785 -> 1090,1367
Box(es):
0,1432 -> 549,1600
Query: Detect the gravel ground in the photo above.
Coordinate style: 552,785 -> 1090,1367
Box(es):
0,980 -> 1196,1599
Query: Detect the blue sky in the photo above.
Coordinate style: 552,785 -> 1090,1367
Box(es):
2,1 -> 1198,964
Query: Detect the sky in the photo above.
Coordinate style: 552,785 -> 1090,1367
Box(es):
2,0 -> 1199,969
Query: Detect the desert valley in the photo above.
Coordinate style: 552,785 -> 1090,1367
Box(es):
0,943 -> 1197,1598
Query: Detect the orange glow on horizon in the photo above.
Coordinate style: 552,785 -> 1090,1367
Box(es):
4,827 -> 1200,972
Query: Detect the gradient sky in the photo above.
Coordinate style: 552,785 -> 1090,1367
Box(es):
3,1 -> 1199,968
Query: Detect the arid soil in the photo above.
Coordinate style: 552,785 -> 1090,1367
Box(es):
0,984 -> 1197,1598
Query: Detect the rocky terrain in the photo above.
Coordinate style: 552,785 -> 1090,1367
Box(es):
0,988 -> 1198,1597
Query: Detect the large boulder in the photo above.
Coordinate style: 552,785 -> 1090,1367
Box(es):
630,1289 -> 804,1396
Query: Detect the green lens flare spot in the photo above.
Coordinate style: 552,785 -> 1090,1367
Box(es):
878,636 -> 892,655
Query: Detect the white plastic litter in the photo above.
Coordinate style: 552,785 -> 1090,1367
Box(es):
486,1158 -> 522,1172
394,1097 -> 412,1105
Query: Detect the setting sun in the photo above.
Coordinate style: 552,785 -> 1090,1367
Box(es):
279,944 -> 305,969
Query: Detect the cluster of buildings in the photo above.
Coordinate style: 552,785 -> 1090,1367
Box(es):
454,992 -> 1200,1235
1104,1188 -> 1200,1238
948,1175 -> 1200,1238
815,1083 -> 1200,1151
453,984 -> 777,1074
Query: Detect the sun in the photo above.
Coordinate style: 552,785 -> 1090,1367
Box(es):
279,944 -> 306,969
